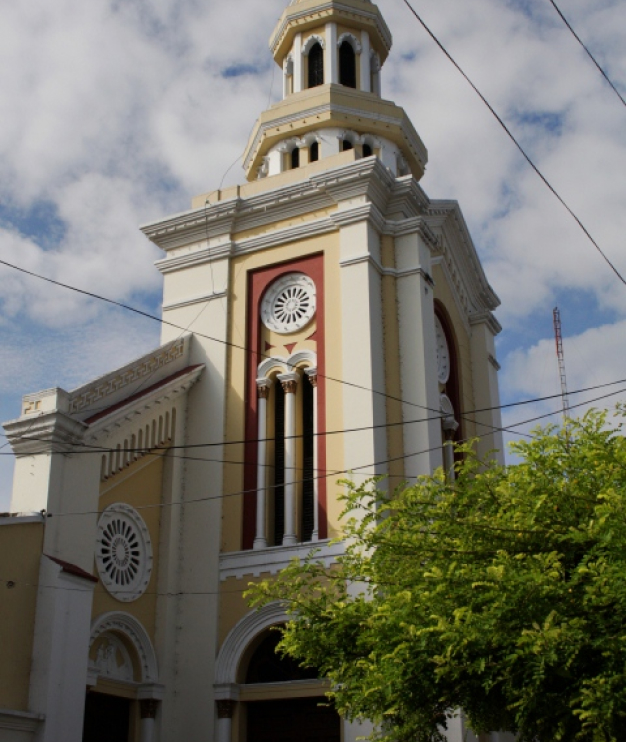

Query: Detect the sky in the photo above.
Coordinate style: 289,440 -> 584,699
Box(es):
0,0 -> 625,509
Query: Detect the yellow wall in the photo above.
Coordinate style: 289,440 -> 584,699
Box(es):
0,521 -> 44,710
92,453 -> 166,645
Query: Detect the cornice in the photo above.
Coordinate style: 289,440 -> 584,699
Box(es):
86,365 -> 204,439
270,0 -> 392,60
4,412 -> 88,456
427,200 -> 501,316
470,310 -> 503,337
243,89 -> 427,179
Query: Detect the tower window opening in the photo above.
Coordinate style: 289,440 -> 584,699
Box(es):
310,141 -> 319,162
273,382 -> 285,546
290,147 -> 300,169
301,376 -> 315,542
362,143 -> 373,158
307,43 -> 324,88
339,40 -> 357,88
341,139 -> 353,152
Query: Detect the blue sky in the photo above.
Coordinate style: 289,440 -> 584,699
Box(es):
1,0 -> 625,507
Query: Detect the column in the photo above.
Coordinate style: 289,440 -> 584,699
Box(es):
360,31 -> 371,92
325,22 -> 338,84
139,699 -> 159,742
254,379 -> 271,550
215,700 -> 236,742
305,368 -> 319,541
283,59 -> 290,99
293,34 -> 303,93
278,372 -> 298,546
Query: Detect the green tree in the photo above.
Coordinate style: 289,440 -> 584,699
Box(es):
248,409 -> 626,742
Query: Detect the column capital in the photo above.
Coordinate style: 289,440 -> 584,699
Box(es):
305,367 -> 318,388
278,372 -> 299,394
216,699 -> 237,719
140,699 -> 160,719
256,378 -> 272,399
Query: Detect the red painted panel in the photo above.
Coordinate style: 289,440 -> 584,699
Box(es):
243,254 -> 327,550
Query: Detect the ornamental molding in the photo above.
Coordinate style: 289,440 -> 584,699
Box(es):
214,601 -> 289,686
68,337 -> 188,417
261,273 -> 317,334
337,32 -> 362,53
85,364 -> 203,439
302,33 -> 325,54
257,350 -> 317,379
270,2 -> 392,58
95,503 -> 153,602
219,538 -> 344,582
427,200 -> 500,314
0,710 -> 43,733
243,96 -> 427,173
3,411 -> 87,457
90,612 -> 158,683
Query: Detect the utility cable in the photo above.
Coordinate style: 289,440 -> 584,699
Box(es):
35,383 -> 626,520
399,0 -> 626,288
546,0 -> 626,109
4,374 -> 626,458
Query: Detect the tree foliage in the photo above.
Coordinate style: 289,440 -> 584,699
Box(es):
248,409 -> 626,742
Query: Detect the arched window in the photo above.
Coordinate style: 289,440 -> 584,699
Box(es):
339,40 -> 357,88
273,379 -> 286,546
309,141 -> 319,162
362,143 -> 373,158
290,147 -> 300,169
308,43 -> 324,88
341,139 -> 353,152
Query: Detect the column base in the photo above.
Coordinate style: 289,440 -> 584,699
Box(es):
282,534 -> 297,546
253,537 -> 268,550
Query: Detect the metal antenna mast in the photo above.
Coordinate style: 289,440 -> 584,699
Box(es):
553,307 -> 570,421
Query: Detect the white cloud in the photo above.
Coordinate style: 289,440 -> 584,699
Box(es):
0,0 -> 625,499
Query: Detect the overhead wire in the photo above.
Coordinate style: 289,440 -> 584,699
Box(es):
3,374 -> 626,459
546,0 -> 626,110
35,383 -> 626,520
399,0 -> 626,288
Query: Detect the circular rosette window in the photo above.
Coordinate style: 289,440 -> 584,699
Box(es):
261,273 -> 316,334
96,504 -> 153,602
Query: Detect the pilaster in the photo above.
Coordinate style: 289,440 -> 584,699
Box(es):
395,231 -> 443,477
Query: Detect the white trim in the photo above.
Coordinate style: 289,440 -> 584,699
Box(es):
337,32 -> 362,54
214,602 -> 289,685
89,612 -> 159,683
0,709 -> 44,732
302,34 -> 325,55
257,350 -> 317,379
162,289 -> 227,311
219,538 -> 345,581
0,513 -> 45,526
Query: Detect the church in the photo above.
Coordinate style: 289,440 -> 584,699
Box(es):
0,0 -> 505,740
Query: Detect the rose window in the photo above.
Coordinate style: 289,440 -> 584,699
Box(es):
96,504 -> 153,602
261,273 -> 316,334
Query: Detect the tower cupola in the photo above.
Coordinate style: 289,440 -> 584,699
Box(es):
242,0 -> 428,183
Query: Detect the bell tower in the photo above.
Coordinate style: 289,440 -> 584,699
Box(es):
244,0 -> 427,182
140,0 -> 504,739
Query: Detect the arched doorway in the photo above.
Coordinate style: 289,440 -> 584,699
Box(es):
83,612 -> 161,742
244,631 -> 340,742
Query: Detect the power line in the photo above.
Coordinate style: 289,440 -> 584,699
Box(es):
0,256 -> 466,421
399,0 -> 626,288
37,384 -> 626,520
4,374 -> 626,459
546,0 -> 626,110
